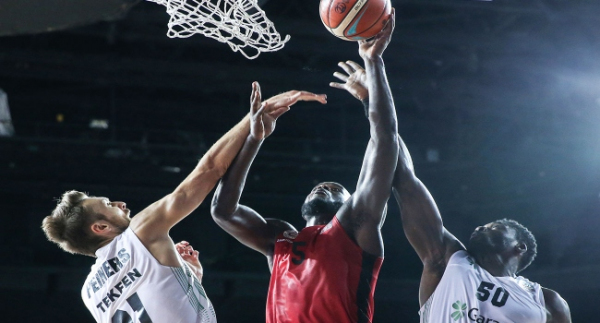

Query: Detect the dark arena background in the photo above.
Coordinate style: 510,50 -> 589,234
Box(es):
1,0 -> 600,321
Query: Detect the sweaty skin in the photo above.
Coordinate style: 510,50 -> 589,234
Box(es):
330,55 -> 572,323
211,11 -> 399,323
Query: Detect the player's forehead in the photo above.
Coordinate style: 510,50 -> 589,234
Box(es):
484,221 -> 515,234
322,182 -> 349,193
81,196 -> 108,209
318,182 -> 345,189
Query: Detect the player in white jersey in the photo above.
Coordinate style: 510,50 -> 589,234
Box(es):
330,61 -> 571,323
391,120 -> 571,321
391,143 -> 571,323
41,83 -> 327,323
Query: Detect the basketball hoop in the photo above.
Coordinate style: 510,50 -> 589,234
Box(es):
146,0 -> 290,59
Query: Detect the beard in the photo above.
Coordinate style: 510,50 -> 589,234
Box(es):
467,232 -> 506,259
109,215 -> 131,234
301,198 -> 344,218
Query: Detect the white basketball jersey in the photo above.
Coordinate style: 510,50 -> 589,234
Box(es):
420,250 -> 546,323
81,228 -> 217,323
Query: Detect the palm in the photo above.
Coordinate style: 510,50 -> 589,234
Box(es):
330,61 -> 368,101
262,112 -> 278,138
345,69 -> 368,100
249,83 -> 327,140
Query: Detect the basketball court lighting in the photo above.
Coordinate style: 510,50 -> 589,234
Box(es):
426,148 -> 440,163
89,119 -> 109,129
0,89 -> 15,137
161,166 -> 181,173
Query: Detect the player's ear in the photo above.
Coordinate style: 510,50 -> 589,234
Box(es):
515,242 -> 527,255
91,221 -> 110,235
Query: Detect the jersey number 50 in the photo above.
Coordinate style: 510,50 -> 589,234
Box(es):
476,281 -> 510,307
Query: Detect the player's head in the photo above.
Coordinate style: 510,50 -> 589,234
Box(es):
301,182 -> 351,221
42,190 -> 131,257
467,218 -> 537,273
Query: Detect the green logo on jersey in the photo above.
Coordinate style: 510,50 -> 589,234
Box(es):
466,256 -> 479,269
451,300 -> 467,321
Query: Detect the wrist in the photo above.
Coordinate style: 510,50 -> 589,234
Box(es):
361,98 -> 369,118
247,134 -> 264,145
363,55 -> 384,65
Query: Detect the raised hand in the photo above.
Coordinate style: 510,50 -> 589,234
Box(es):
175,240 -> 203,281
250,82 -> 327,140
329,60 -> 368,101
359,8 -> 395,60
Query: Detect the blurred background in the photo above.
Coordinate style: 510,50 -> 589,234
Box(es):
1,0 -> 599,321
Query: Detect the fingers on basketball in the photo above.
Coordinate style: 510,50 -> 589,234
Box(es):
381,8 -> 395,35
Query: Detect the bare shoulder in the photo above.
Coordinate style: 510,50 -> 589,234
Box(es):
265,218 -> 298,235
264,218 -> 298,271
542,287 -> 571,323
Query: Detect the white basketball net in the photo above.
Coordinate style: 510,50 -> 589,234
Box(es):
147,0 -> 290,59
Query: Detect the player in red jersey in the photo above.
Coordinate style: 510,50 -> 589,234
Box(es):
210,11 -> 398,323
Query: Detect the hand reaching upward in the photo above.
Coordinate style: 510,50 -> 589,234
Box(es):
359,8 -> 395,60
329,60 -> 368,101
250,82 -> 327,140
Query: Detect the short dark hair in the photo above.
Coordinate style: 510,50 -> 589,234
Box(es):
41,191 -> 105,257
495,218 -> 537,273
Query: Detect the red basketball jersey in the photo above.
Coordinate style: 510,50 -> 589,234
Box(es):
266,216 -> 383,323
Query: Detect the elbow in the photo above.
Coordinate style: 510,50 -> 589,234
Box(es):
210,193 -> 235,221
393,167 -> 419,194
210,199 -> 227,220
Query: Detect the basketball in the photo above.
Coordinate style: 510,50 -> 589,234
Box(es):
319,0 -> 392,41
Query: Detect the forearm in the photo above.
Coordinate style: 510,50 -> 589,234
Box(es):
131,113 -> 251,231
393,136 -> 416,191
161,114 -> 251,221
211,135 -> 263,216
195,114 -> 251,178
364,57 -> 398,139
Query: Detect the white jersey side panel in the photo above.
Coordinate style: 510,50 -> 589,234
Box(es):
420,250 -> 546,323
81,228 -> 217,323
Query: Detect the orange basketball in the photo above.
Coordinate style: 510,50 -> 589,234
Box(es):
319,0 -> 391,41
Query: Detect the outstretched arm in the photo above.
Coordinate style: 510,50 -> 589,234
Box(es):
331,60 -> 463,305
211,83 -> 326,261
130,100 -> 252,242
335,12 -> 399,258
393,136 -> 463,305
